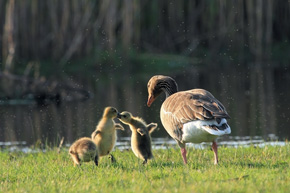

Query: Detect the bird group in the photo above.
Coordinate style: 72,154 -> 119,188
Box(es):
69,107 -> 157,166
69,75 -> 231,166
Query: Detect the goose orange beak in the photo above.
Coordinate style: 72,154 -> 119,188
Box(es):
147,95 -> 155,107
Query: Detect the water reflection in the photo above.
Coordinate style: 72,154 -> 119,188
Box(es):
0,66 -> 290,147
116,135 -> 284,151
0,135 -> 286,153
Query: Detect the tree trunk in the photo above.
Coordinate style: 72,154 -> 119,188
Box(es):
2,0 -> 15,73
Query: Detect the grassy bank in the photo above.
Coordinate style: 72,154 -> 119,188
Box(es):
1,144 -> 290,193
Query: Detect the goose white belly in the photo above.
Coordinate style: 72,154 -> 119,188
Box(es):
182,119 -> 231,143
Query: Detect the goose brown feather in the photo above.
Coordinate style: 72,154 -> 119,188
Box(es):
162,89 -> 229,122
161,89 -> 229,142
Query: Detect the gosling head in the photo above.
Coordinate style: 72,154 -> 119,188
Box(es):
103,106 -> 118,119
117,111 -> 132,124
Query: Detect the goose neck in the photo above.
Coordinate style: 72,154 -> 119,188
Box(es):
159,81 -> 178,98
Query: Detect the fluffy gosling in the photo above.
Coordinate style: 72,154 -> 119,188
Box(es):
69,137 -> 99,166
91,107 -> 124,162
117,111 -> 157,164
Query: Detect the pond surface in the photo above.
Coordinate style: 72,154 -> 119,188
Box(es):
0,136 -> 286,153
0,65 -> 290,149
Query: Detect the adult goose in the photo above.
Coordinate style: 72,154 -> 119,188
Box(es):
146,75 -> 231,164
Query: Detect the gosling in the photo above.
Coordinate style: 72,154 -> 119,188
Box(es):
69,137 -> 99,166
117,111 -> 157,164
91,107 -> 124,162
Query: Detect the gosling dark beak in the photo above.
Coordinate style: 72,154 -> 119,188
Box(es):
117,113 -> 122,119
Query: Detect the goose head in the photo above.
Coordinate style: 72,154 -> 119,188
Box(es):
103,107 -> 118,119
117,111 -> 132,124
147,75 -> 178,107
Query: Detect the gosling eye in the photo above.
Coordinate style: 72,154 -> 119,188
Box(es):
123,115 -> 127,118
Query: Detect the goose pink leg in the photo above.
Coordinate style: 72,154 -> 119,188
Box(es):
181,147 -> 187,164
212,141 -> 218,165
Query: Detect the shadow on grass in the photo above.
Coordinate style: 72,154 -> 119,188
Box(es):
149,160 -> 184,168
233,161 -> 289,169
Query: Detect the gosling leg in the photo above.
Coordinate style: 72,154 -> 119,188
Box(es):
109,154 -> 116,163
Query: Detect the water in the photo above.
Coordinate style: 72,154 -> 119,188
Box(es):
0,66 -> 290,150
1,135 -> 286,153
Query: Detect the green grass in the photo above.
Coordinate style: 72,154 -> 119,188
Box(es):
1,144 -> 290,193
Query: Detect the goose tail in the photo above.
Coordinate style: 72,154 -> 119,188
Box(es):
202,118 -> 231,136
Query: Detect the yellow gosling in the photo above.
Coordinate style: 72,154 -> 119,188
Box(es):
91,107 -> 124,162
117,111 -> 157,164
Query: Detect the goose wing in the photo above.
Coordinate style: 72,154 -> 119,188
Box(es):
161,89 -> 229,141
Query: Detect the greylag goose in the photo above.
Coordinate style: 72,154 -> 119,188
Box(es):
147,75 -> 231,164
69,137 -> 99,166
91,107 -> 124,163
117,111 -> 157,164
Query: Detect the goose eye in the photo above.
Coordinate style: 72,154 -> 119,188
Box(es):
124,115 -> 127,118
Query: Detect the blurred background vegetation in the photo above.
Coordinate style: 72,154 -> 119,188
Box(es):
1,1 -> 289,75
0,0 -> 290,145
